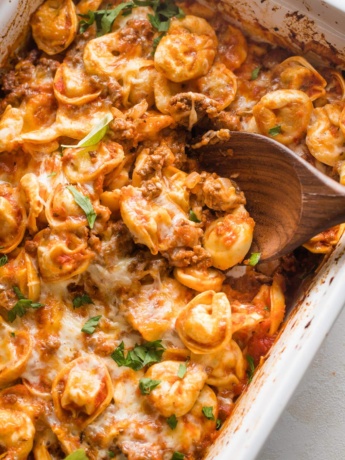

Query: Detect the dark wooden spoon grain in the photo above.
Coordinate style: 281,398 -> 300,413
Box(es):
194,131 -> 345,261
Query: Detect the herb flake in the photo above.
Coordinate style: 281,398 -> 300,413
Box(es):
66,185 -> 97,229
139,377 -> 161,395
189,210 -> 201,223
167,414 -> 178,429
250,66 -> 261,80
248,252 -> 261,266
269,125 -> 282,137
81,315 -> 102,334
79,3 -> 134,35
0,254 -> 8,267
172,452 -> 185,460
73,294 -> 94,308
177,363 -> 187,379
202,406 -> 215,421
111,340 -> 165,370
8,287 -> 43,323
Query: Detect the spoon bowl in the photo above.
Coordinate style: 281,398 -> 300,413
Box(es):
194,131 -> 345,260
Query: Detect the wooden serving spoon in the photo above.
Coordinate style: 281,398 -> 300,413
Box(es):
193,131 -> 345,261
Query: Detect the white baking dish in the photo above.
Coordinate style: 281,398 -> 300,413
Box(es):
1,1 -> 345,459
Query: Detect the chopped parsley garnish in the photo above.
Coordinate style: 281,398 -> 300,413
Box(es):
250,66 -> 261,80
81,315 -> 102,334
64,450 -> 89,460
73,293 -> 94,308
202,406 -> 215,420
111,340 -> 165,370
269,125 -> 282,137
139,377 -> 161,395
189,209 -> 201,223
62,113 -> 113,149
0,254 -> 8,267
246,354 -> 255,383
172,452 -> 185,460
66,186 -> 97,229
248,252 -> 261,266
216,418 -> 222,430
79,3 -> 134,35
108,452 -> 115,459
78,0 -> 184,54
166,414 -> 178,429
177,363 -> 187,379
8,287 -> 44,323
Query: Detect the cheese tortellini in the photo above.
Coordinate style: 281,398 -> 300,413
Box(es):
176,290 -> 232,354
0,184 -> 27,253
306,103 -> 345,166
253,89 -> 313,145
203,206 -> 255,270
144,360 -> 208,417
34,229 -> 93,282
154,15 -> 218,82
31,0 -> 77,55
0,409 -> 35,460
52,356 -> 113,428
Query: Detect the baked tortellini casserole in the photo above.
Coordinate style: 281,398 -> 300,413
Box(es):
0,0 -> 344,458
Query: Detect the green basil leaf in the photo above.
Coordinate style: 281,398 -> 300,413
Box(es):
176,7 -> 185,18
148,13 -> 161,29
0,254 -> 8,267
268,125 -> 282,137
248,252 -> 261,266
13,286 -> 25,299
100,3 -> 134,35
246,354 -> 255,382
82,315 -> 102,334
111,341 -> 127,366
8,287 -> 44,322
73,294 -> 94,309
79,10 -> 96,34
166,414 -> 178,429
172,452 -> 185,460
189,210 -> 201,223
139,377 -> 161,395
61,113 -> 113,149
250,66 -> 261,80
79,4 -> 135,35
177,363 -> 187,379
202,406 -> 215,420
111,340 -> 165,370
64,450 -> 89,460
66,185 -> 97,229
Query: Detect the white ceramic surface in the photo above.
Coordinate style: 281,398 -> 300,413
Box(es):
258,305 -> 345,459
0,1 -> 344,459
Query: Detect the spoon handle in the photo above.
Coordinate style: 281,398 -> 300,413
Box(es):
284,155 -> 345,255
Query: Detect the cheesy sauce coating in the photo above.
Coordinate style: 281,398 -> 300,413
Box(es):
0,0 -> 344,459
